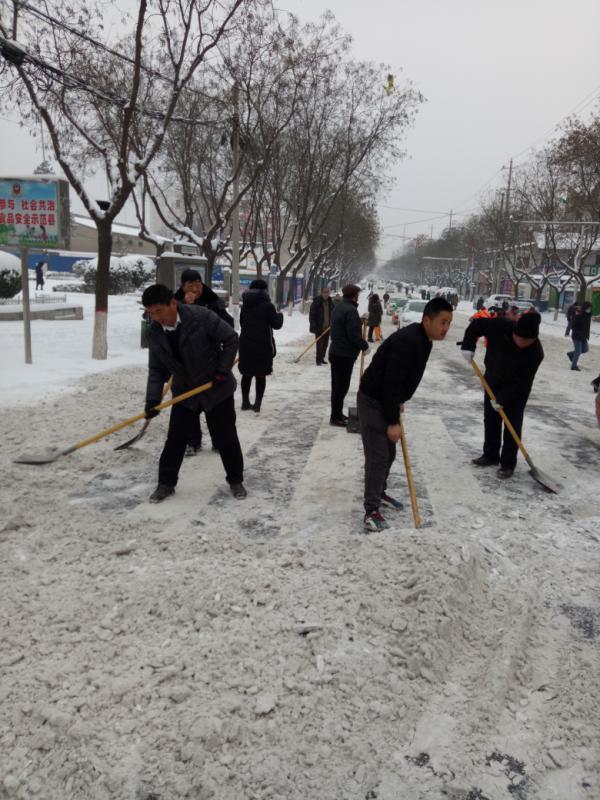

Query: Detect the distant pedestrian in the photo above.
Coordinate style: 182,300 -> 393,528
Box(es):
367,294 -> 384,342
565,303 -> 578,337
174,269 -> 234,327
174,269 -> 233,454
476,296 -> 485,311
35,261 -> 45,291
238,279 -> 283,413
309,286 -> 334,365
383,291 -> 390,307
329,284 -> 369,426
568,301 -> 592,371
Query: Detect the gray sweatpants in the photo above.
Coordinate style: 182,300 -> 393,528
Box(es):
357,390 -> 396,514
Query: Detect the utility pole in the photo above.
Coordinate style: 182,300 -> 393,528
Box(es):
21,246 -> 32,364
448,209 -> 453,230
498,158 -> 513,294
231,81 -> 241,328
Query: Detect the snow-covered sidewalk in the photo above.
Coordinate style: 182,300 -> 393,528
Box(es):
1,306 -> 599,799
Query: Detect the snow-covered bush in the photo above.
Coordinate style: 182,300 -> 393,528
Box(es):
73,255 -> 156,294
0,268 -> 21,298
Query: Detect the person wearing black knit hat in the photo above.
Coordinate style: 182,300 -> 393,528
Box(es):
460,311 -> 544,480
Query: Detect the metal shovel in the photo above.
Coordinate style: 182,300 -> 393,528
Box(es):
470,359 -> 560,493
114,376 -> 173,451
14,380 -> 214,465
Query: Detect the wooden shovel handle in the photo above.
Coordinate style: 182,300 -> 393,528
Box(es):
399,414 -> 421,529
70,380 -> 214,453
294,327 -> 331,362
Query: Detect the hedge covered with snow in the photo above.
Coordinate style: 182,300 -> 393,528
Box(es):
0,268 -> 21,298
73,255 -> 156,294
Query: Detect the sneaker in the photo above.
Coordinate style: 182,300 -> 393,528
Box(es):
363,510 -> 389,532
230,483 -> 247,499
330,417 -> 347,427
252,403 -> 261,414
184,444 -> 201,457
241,399 -> 252,410
571,366 -> 581,371
497,467 -> 514,479
472,455 -> 500,467
381,492 -> 404,510
149,484 -> 175,503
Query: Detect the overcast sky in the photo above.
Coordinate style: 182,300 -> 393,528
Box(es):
2,0 -> 600,266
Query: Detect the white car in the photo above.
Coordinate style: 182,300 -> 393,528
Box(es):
399,299 -> 428,326
482,294 -> 513,309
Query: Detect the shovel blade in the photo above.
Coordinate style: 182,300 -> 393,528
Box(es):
14,449 -> 62,465
529,466 -> 560,494
114,421 -> 149,451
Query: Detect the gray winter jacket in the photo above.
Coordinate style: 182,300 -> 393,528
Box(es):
145,303 -> 238,413
329,298 -> 369,360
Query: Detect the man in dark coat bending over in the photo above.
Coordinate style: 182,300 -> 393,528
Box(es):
461,311 -> 543,481
358,297 -> 453,532
142,284 -> 246,503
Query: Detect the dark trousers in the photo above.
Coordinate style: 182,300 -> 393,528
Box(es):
483,393 -> 525,469
316,330 -> 330,364
158,395 -> 243,487
330,355 -> 355,420
357,391 -> 396,514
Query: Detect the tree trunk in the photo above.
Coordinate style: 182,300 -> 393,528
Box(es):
92,220 -> 113,360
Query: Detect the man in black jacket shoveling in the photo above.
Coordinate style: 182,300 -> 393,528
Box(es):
142,284 -> 246,503
358,297 -> 453,532
461,312 -> 544,480
329,284 -> 369,426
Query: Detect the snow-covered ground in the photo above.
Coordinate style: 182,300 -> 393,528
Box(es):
1,285 -> 600,799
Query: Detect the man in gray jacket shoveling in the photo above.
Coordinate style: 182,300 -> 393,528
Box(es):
142,284 -> 246,502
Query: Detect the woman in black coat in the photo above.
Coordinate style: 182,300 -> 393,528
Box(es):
238,279 -> 284,412
367,294 -> 383,342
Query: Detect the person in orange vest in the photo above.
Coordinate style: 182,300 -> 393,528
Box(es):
469,306 -> 492,347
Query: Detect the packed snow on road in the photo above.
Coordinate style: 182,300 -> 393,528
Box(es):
1,287 -> 599,799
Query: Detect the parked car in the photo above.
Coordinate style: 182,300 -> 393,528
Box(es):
510,300 -> 537,312
399,299 -> 428,327
386,295 -> 408,315
483,293 -> 514,309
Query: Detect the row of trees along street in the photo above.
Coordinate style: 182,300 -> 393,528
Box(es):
384,109 -> 600,307
0,0 -> 423,358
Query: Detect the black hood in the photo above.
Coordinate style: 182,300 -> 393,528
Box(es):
241,288 -> 270,309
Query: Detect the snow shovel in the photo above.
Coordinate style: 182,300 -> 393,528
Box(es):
399,413 -> 421,529
293,327 -> 330,363
114,376 -> 173,451
14,380 -> 214,465
469,359 -> 560,494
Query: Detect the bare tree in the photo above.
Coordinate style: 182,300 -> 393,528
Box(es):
1,0 -> 251,358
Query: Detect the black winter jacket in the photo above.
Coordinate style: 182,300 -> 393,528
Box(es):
367,300 -> 383,327
174,282 -> 234,327
571,308 -> 592,341
360,323 -> 432,424
462,317 -> 544,407
329,298 -> 369,360
145,303 -> 238,413
238,289 -> 284,376
309,295 -> 334,334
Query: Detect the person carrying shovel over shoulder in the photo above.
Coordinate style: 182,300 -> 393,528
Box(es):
460,312 -> 543,480
357,297 -> 454,532
142,284 -> 247,503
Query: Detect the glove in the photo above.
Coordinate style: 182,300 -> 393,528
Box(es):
491,400 -> 503,413
461,350 -> 475,363
144,406 -> 160,420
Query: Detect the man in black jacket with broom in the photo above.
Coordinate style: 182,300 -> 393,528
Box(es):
461,312 -> 544,480
358,297 -> 453,532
